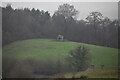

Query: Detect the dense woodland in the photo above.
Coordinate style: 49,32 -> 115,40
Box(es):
2,4 -> 119,48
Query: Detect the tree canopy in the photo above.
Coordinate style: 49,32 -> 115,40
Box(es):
55,4 -> 78,19
2,4 -> 118,48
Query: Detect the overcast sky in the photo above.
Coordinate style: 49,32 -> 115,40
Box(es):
2,2 -> 118,20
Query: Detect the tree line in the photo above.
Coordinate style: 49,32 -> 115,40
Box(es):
2,4 -> 119,48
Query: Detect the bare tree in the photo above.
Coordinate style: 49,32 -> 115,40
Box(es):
55,4 -> 78,19
54,4 -> 78,38
86,12 -> 103,35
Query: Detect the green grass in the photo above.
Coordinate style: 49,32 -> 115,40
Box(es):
64,68 -> 118,78
3,39 -> 119,67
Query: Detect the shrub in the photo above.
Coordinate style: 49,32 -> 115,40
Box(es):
66,45 -> 91,72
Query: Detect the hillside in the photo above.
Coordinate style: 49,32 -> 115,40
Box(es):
3,39 -> 118,67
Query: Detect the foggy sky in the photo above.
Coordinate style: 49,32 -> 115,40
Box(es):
2,2 -> 118,20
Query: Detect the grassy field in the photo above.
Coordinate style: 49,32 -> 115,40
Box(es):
32,67 -> 118,78
3,39 -> 118,68
61,68 -> 118,78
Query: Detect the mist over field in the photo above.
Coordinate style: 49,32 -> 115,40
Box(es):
1,2 -> 119,78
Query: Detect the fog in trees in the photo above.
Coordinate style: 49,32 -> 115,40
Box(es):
2,4 -> 118,48
2,3 -> 119,78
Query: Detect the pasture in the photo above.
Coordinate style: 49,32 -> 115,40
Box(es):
3,39 -> 118,68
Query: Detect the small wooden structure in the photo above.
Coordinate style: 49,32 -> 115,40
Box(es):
57,35 -> 64,41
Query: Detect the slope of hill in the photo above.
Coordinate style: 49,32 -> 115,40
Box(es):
3,39 -> 118,67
